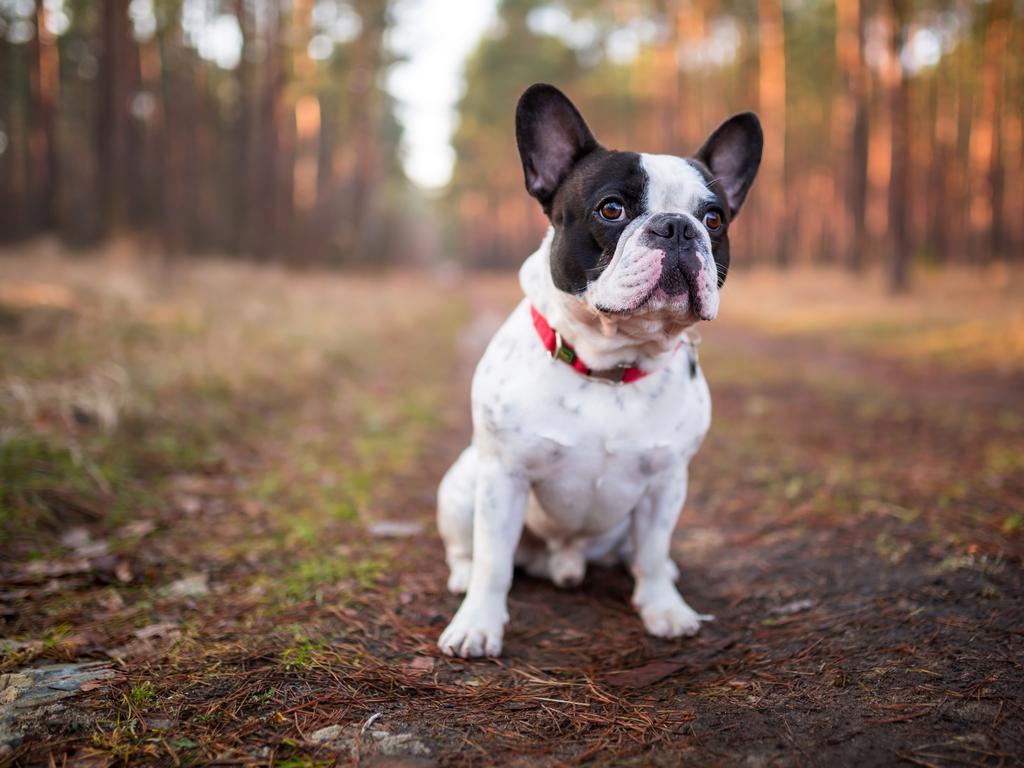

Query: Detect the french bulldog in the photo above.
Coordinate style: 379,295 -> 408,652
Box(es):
437,83 -> 762,658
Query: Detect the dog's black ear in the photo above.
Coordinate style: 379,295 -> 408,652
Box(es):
695,112 -> 763,218
516,84 -> 599,212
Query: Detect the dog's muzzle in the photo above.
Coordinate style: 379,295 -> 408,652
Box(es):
643,213 -> 710,312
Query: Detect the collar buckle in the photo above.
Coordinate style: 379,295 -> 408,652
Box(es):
588,365 -> 632,385
551,330 -> 578,366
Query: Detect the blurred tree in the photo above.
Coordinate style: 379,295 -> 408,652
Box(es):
757,0 -> 786,266
96,0 -> 138,234
969,0 -> 1010,260
833,0 -> 868,271
0,0 -> 1021,275
0,0 -> 413,264
28,0 -> 59,231
886,0 -> 910,292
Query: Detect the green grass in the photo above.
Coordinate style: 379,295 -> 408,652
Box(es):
279,639 -> 329,671
129,681 -> 157,708
282,552 -> 387,602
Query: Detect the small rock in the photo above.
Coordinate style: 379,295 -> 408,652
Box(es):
768,598 -> 815,616
309,724 -> 346,744
59,528 -> 92,550
175,494 -> 203,515
367,521 -> 424,538
1,662 -> 115,751
164,574 -> 209,598
371,731 -> 432,757
133,622 -> 180,640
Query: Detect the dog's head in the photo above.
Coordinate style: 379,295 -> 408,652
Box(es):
516,84 -> 762,323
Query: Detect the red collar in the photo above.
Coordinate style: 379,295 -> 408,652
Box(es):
530,305 -> 649,384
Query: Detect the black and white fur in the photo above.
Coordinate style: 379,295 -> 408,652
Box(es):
438,84 -> 762,658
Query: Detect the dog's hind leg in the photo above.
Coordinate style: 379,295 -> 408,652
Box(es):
438,447 -> 477,594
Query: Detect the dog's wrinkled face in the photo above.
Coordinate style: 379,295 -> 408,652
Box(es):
516,84 -> 763,322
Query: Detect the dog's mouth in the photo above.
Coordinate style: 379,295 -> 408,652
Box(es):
596,283 -> 710,320
589,245 -> 717,320
644,270 -> 711,320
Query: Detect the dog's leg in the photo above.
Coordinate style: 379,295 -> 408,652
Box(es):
437,447 -> 477,594
438,457 -> 527,658
630,471 -> 712,638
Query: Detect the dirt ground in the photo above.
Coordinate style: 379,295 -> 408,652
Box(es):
1,245 -> 1022,767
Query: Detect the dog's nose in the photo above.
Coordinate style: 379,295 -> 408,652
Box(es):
648,213 -> 705,299
649,214 -> 698,243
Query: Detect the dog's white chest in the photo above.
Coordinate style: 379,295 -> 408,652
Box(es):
471,300 -> 710,537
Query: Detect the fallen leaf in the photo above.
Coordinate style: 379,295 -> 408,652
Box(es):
22,559 -> 92,579
80,676 -> 122,692
605,638 -> 736,688
605,658 -> 689,688
402,656 -> 435,676
117,520 -> 156,538
134,622 -> 180,640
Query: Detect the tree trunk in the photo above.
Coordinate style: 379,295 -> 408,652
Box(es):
253,0 -> 284,261
969,0 -> 1010,261
886,0 -> 910,292
834,0 -> 868,270
29,0 -> 59,231
347,0 -> 381,262
757,0 -> 787,266
96,0 -> 140,235
0,30 -> 30,242
230,0 -> 252,256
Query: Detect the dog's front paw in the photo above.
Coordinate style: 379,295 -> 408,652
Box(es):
634,583 -> 713,639
438,600 -> 507,658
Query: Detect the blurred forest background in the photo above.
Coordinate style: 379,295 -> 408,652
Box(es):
3,3 -> 1024,763
0,0 -> 1021,290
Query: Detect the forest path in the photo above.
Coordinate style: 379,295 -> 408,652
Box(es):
3,263 -> 1022,766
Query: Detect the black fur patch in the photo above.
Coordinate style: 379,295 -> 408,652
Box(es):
546,150 -> 648,294
687,158 -> 732,287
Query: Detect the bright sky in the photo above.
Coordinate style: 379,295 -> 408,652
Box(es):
119,0 -> 498,190
387,0 -> 498,190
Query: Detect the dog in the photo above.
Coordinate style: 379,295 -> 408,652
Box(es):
437,84 -> 762,658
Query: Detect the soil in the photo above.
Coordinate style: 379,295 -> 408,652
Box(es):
2,272 -> 1022,767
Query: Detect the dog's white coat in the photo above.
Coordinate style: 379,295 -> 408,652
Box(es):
437,153 -> 719,658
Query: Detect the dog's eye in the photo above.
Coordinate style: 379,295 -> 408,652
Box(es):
597,198 -> 625,222
703,210 -> 723,232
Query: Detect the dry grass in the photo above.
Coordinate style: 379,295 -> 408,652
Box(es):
720,263 -> 1024,373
